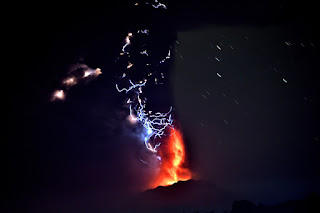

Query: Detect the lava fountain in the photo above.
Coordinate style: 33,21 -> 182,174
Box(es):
151,129 -> 192,188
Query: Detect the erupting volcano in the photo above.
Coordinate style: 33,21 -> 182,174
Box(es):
151,129 -> 192,188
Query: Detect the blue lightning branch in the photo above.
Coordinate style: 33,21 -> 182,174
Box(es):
115,2 -> 172,153
116,79 -> 173,153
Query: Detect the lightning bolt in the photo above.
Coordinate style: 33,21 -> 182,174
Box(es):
116,78 -> 173,153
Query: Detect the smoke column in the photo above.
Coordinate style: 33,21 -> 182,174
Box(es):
114,0 -> 192,188
51,0 -> 192,188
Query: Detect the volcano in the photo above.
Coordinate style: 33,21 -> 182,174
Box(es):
132,179 -> 233,212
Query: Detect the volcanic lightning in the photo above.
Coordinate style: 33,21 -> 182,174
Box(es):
51,0 -> 192,189
114,2 -> 192,187
116,78 -> 174,153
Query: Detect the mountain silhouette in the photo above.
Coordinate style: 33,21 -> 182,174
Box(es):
230,192 -> 320,213
126,181 -> 320,213
130,179 -> 233,212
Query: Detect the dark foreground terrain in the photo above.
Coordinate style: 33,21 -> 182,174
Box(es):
132,180 -> 320,213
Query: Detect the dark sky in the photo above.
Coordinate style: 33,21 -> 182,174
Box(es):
173,25 -> 320,203
6,0 -> 320,212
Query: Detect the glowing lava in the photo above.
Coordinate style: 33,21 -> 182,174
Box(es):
152,129 -> 192,188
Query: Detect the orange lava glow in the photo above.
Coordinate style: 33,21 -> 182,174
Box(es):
151,129 -> 192,188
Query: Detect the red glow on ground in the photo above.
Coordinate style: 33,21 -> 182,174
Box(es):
151,129 -> 192,188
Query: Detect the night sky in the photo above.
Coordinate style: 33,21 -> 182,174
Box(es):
6,0 -> 320,212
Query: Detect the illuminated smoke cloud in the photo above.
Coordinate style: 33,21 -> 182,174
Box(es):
62,76 -> 77,87
51,89 -> 65,101
51,62 -> 101,101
